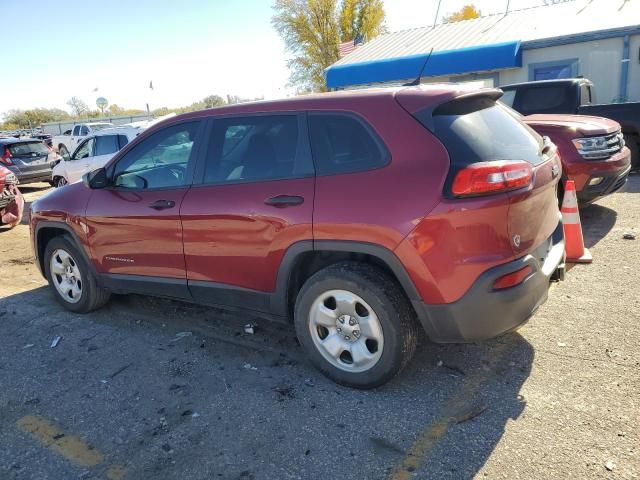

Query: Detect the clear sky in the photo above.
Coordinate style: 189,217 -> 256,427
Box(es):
0,0 -> 543,116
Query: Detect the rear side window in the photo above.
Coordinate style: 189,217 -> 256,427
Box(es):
204,114 -> 312,184
420,96 -> 543,168
72,126 -> 81,136
8,141 -> 49,156
518,85 -> 572,114
117,135 -> 129,149
308,113 -> 389,175
95,135 -> 121,156
80,126 -> 89,136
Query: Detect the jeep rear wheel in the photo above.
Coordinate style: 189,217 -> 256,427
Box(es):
44,235 -> 110,313
294,262 -> 418,389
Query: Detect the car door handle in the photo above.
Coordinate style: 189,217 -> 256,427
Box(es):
264,195 -> 304,207
149,199 -> 176,210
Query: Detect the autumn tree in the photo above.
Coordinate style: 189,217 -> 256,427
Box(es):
339,0 -> 385,42
273,0 -> 386,91
443,4 -> 481,23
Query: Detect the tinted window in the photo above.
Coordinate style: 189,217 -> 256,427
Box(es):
73,138 -> 95,160
423,96 -> 543,168
517,85 -> 573,114
112,122 -> 198,190
308,114 -> 388,175
8,141 -> 49,156
95,135 -> 120,156
80,126 -> 89,136
72,126 -> 81,136
204,115 -> 310,184
117,135 -> 129,149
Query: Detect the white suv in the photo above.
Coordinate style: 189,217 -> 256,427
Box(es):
52,126 -> 142,187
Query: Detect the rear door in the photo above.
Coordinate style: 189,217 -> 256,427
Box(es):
180,113 -> 314,310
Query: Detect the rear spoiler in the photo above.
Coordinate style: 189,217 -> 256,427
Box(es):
398,88 -> 504,132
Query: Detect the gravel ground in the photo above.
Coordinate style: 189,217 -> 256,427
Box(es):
0,177 -> 638,479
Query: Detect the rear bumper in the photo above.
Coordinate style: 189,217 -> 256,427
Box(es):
7,166 -> 53,185
414,222 -> 565,343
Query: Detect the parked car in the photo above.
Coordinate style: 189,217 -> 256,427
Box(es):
52,126 -> 142,187
30,133 -> 53,148
30,85 -> 565,388
0,138 -> 61,185
52,122 -> 113,157
0,165 -> 24,229
500,78 -> 640,169
511,109 -> 631,205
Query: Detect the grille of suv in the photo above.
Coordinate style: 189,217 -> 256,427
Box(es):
581,132 -> 624,160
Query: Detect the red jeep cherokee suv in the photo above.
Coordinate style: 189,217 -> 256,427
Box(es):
30,85 -> 565,388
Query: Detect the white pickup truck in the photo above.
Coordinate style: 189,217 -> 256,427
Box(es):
52,122 -> 113,156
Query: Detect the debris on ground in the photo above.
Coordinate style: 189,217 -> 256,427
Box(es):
557,342 -> 567,347
436,360 -> 443,367
454,404 -> 488,424
604,460 -> 616,471
22,344 -> 34,349
243,323 -> 256,335
369,436 -> 404,454
110,364 -> 131,379
304,378 -> 315,387
171,331 -> 193,342
50,336 -> 61,348
273,385 -> 295,400
243,363 -> 258,371
622,232 -> 636,240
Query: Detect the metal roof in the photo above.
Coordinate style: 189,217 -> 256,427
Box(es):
331,0 -> 640,68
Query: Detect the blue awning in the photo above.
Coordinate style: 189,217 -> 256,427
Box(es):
326,41 -> 522,89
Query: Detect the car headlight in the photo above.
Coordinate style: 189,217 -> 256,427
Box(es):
4,172 -> 17,185
572,136 -> 608,152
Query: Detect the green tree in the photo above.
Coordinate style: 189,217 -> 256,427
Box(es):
273,0 -> 385,91
201,95 -> 226,108
443,4 -> 481,23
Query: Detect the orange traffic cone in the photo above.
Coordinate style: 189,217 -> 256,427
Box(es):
561,180 -> 592,263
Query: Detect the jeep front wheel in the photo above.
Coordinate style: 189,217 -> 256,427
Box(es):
294,262 -> 418,389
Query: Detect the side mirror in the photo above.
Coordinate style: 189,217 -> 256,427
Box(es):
83,168 -> 108,189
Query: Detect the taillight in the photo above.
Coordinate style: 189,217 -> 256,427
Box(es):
451,160 -> 533,197
0,148 -> 13,166
493,265 -> 533,290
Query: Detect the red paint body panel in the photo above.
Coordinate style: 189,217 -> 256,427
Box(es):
181,178 -> 314,291
524,115 -> 631,192
84,188 -> 189,278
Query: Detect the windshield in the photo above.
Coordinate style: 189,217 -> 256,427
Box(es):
8,141 -> 49,156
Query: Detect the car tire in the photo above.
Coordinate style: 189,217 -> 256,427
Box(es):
44,235 -> 110,313
624,134 -> 639,171
54,176 -> 68,188
294,262 -> 418,389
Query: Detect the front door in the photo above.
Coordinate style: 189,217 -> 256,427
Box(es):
66,137 -> 95,183
181,113 -> 314,312
85,120 -> 203,297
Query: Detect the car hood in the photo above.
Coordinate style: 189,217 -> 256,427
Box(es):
523,114 -> 620,136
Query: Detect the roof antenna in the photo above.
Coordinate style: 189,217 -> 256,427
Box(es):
404,48 -> 434,86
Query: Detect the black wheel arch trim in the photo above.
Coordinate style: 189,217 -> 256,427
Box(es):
34,221 -> 95,279
272,239 -> 423,317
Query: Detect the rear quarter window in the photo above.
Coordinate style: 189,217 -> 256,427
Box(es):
308,113 -> 389,175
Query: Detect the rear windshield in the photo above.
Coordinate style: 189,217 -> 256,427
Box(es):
8,141 -> 49,156
419,96 -> 544,168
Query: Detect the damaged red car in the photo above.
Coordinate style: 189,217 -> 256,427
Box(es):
0,165 -> 24,229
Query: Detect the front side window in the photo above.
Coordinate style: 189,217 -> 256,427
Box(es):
204,114 -> 310,184
95,135 -> 121,156
73,138 -> 95,160
308,113 -> 388,175
112,122 -> 198,190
